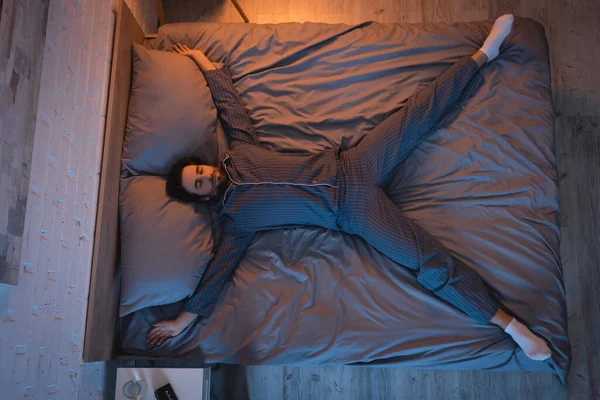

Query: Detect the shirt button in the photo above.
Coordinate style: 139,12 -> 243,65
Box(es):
256,179 -> 260,183
311,180 -> 317,184
273,178 -> 278,182
293,179 -> 297,183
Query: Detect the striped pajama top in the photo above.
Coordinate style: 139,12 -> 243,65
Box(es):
183,67 -> 343,316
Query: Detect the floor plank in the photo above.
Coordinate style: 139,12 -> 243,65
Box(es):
0,0 -> 50,284
557,116 -> 600,400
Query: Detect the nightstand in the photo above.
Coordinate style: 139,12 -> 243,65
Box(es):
115,367 -> 210,400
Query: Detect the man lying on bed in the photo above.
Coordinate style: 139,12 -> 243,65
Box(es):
147,14 -> 552,361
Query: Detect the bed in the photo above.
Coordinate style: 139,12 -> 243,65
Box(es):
83,0 -> 570,383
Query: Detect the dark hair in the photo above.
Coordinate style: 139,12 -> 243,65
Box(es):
166,156 -> 213,204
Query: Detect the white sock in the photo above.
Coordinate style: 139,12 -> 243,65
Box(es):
480,14 -> 514,62
504,318 -> 552,361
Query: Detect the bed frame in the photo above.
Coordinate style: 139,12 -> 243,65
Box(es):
82,0 -> 145,362
82,0 -> 249,363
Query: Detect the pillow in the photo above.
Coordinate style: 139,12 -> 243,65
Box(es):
122,43 -> 219,176
119,175 -> 214,316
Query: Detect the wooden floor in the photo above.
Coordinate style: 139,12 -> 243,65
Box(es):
0,0 -> 49,284
130,0 -> 599,399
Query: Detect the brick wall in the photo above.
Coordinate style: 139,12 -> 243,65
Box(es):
0,0 -> 115,398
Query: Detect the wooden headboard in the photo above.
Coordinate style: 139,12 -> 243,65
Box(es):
83,0 -> 145,362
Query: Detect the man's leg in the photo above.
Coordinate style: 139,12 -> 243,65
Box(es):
342,55 -> 483,186
339,186 -> 552,360
342,186 -> 499,324
341,16 -> 513,186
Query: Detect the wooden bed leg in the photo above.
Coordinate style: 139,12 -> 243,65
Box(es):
156,0 -> 165,27
230,0 -> 250,23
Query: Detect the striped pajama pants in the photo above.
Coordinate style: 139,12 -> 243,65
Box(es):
336,56 -> 499,324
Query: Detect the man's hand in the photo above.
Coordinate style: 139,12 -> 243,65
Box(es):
146,311 -> 197,346
172,43 -> 215,72
171,42 -> 203,60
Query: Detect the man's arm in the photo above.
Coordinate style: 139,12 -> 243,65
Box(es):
183,230 -> 256,316
173,43 -> 260,147
147,229 -> 255,346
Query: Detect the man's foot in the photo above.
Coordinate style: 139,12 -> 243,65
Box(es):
480,14 -> 514,62
504,318 -> 552,361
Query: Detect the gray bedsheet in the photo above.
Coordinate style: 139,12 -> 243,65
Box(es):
119,18 -> 569,381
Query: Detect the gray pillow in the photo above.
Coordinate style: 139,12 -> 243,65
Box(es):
122,43 -> 219,176
119,175 -> 214,316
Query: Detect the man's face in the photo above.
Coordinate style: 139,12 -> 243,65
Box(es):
181,164 -> 228,199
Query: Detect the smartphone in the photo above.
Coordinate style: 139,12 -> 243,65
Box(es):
154,383 -> 179,400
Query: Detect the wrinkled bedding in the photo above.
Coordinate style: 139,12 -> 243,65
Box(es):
119,18 -> 569,382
